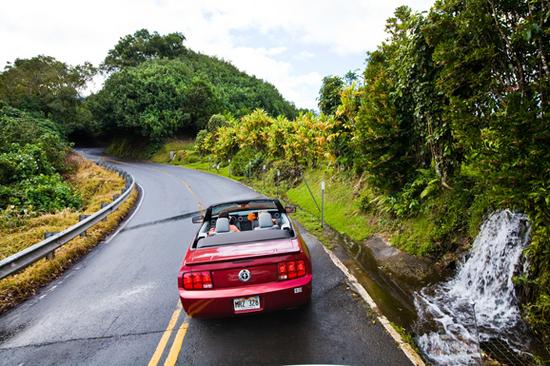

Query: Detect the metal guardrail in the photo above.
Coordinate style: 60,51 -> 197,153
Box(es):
0,162 -> 135,280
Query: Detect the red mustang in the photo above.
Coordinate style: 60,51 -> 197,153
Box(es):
178,199 -> 312,318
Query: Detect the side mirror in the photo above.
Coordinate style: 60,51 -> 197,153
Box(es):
191,215 -> 204,224
285,205 -> 296,214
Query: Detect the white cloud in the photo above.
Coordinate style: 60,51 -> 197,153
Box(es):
295,51 -> 315,61
0,0 -> 434,110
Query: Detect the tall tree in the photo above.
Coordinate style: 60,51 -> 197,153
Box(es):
0,56 -> 96,134
101,29 -> 186,72
318,75 -> 344,115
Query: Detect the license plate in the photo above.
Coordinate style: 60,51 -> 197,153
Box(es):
233,296 -> 260,312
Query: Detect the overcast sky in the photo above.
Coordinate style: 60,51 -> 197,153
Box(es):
0,0 -> 434,110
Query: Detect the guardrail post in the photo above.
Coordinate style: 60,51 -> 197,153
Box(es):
79,215 -> 90,237
44,232 -> 58,260
101,202 -> 108,221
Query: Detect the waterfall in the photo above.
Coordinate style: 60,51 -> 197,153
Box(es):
414,210 -> 531,365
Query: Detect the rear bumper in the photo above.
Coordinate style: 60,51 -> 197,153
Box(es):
179,275 -> 312,318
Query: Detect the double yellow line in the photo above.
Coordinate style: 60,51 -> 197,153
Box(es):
104,160 -> 206,365
148,303 -> 189,366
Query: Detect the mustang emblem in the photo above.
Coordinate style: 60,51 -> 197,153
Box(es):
238,269 -> 251,282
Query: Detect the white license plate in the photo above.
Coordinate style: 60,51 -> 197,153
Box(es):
233,296 -> 260,311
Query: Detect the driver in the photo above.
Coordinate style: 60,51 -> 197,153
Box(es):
209,211 -> 240,235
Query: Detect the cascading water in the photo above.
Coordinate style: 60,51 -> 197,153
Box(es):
414,210 -> 531,365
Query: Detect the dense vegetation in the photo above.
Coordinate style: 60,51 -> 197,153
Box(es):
0,56 -> 97,139
193,0 -> 550,347
0,105 -> 81,213
89,29 -> 298,149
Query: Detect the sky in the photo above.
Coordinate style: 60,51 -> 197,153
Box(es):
0,0 -> 435,110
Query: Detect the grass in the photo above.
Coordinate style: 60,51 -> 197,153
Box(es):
286,170 -> 377,243
150,138 -> 195,164
0,154 -> 138,313
0,154 -> 125,260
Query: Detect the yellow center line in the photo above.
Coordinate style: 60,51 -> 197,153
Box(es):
164,318 -> 190,366
104,158 -> 198,365
179,179 -> 205,211
148,308 -> 182,366
101,158 -> 206,211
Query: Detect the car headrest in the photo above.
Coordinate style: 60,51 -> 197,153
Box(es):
215,217 -> 230,233
258,212 -> 273,228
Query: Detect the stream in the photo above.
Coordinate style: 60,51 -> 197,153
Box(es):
308,208 -> 544,365
413,210 -> 533,365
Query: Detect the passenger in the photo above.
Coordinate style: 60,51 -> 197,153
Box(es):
247,212 -> 258,229
208,212 -> 240,235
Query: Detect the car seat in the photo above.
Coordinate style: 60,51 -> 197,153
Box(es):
214,217 -> 230,234
254,212 -> 278,230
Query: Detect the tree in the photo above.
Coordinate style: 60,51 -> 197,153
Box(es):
317,75 -> 344,115
344,70 -> 360,86
92,29 -> 298,142
183,77 -> 221,131
94,60 -> 191,140
425,0 -> 550,343
0,56 -> 96,134
101,29 -> 186,72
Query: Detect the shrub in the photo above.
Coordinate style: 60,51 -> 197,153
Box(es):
206,114 -> 228,132
1,174 -> 81,213
229,147 -> 264,177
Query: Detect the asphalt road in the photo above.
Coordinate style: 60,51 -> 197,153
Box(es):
0,149 -> 413,366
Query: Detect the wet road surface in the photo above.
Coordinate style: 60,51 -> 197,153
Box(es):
0,149 -> 413,365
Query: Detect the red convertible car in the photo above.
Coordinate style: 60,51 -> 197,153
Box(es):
178,199 -> 312,318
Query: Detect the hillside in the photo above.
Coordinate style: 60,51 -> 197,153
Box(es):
88,29 -> 298,148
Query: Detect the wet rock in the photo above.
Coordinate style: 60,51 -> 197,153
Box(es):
364,236 -> 438,288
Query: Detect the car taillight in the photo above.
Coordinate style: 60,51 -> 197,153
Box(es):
278,260 -> 306,280
183,271 -> 213,290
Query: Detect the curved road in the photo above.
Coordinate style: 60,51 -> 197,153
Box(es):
0,150 -> 413,366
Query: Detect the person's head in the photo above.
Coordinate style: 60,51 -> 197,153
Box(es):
247,212 -> 257,222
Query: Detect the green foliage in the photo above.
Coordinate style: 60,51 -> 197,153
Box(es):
229,147 -> 263,177
318,75 -> 344,115
0,106 -> 80,213
101,29 -> 187,72
0,55 -> 96,135
0,174 -> 82,213
0,143 -> 55,184
105,136 -> 160,160
95,60 -> 193,140
194,130 -> 210,156
206,114 -> 228,132
93,29 -> 298,145
197,109 -> 335,168
0,106 -> 69,173
364,169 -> 441,219
353,47 -> 417,192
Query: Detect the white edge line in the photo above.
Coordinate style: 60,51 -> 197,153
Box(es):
319,244 -> 426,366
104,183 -> 144,244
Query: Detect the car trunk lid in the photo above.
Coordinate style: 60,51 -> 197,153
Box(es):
185,238 -> 300,265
